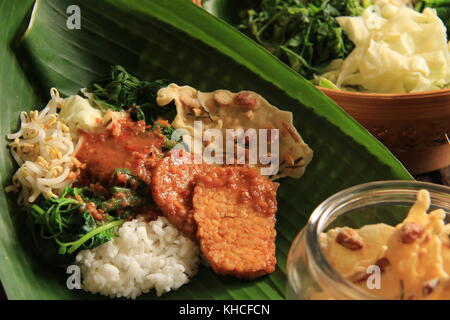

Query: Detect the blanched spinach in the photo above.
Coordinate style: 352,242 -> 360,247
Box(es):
27,187 -> 123,256
239,0 -> 372,79
87,65 -> 176,124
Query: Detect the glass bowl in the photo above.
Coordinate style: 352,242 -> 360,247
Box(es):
286,180 -> 450,300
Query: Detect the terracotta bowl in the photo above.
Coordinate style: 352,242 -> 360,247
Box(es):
319,87 -> 450,175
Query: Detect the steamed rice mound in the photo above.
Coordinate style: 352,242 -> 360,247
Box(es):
75,217 -> 200,299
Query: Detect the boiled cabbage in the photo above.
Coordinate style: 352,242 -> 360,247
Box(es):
60,95 -> 103,133
321,0 -> 450,93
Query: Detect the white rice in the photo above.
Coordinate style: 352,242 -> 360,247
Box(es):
75,217 -> 200,299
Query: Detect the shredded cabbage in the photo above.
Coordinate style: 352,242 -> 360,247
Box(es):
321,0 -> 450,93
60,95 -> 104,133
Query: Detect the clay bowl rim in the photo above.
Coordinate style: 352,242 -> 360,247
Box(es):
318,86 -> 450,101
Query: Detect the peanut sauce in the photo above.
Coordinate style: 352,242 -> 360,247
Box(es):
75,119 -> 165,185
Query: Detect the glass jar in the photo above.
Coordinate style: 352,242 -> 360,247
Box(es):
286,181 -> 450,300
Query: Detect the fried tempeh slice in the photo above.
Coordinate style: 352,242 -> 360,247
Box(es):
151,151 -> 206,240
193,166 -> 278,279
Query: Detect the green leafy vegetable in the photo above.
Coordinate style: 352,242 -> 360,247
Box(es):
110,168 -> 146,190
152,122 -> 176,139
86,65 -> 177,123
129,105 -> 146,122
314,76 -> 340,90
239,0 -> 372,79
58,219 -> 123,255
25,168 -> 152,260
87,65 -> 181,150
151,122 -> 182,150
101,187 -> 144,212
26,187 -> 123,256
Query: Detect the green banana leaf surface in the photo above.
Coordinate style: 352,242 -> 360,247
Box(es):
0,0 -> 412,300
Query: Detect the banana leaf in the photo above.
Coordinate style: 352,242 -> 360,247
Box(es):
0,0 -> 412,300
203,0 -> 256,24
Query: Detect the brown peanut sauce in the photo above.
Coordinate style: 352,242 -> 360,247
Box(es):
75,118 -> 165,185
